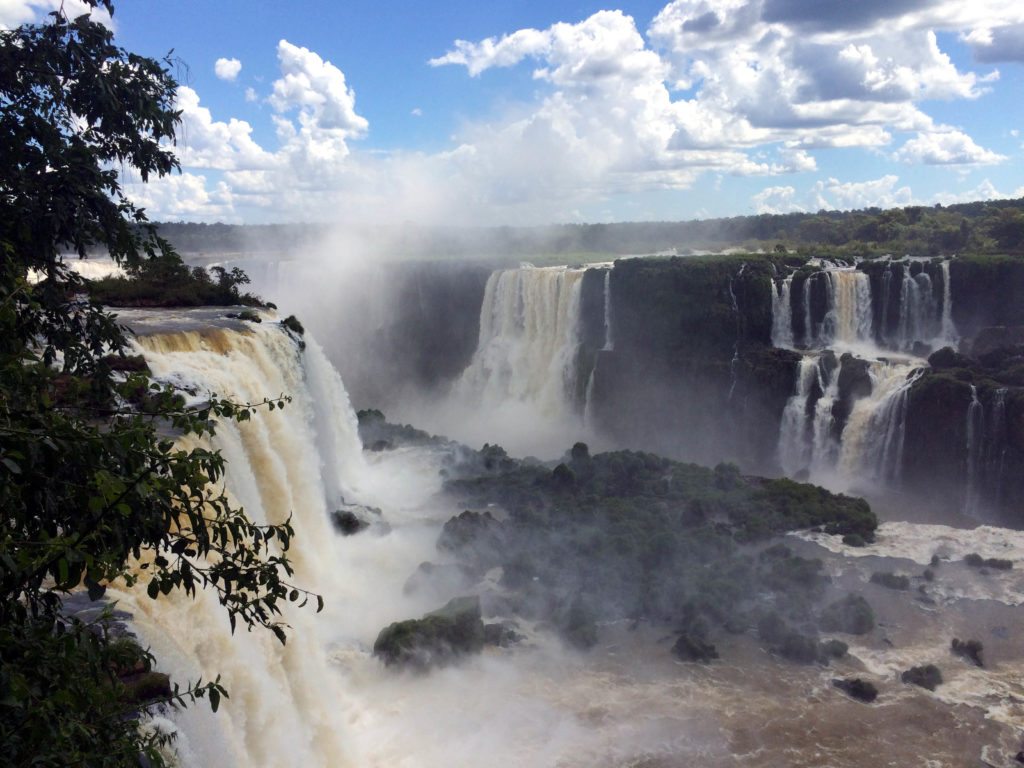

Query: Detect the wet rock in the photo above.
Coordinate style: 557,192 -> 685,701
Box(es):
331,510 -> 370,536
373,596 -> 485,669
870,571 -> 910,591
819,594 -> 875,635
923,568 -> 935,582
482,621 -> 523,647
963,553 -> 1013,570
561,596 -> 598,651
671,632 -> 719,663
832,678 -> 878,703
951,638 -> 984,667
819,639 -> 849,661
901,664 -> 943,691
927,346 -> 974,370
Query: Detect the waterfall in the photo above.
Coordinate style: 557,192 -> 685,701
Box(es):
802,273 -> 815,348
837,363 -> 922,486
771,276 -> 794,348
778,357 -> 820,475
896,267 -> 938,350
964,385 -> 984,516
938,259 -> 958,347
809,363 -> 840,475
771,267 -> 871,351
781,354 -> 922,489
601,269 -> 614,352
456,266 -> 586,418
824,269 -> 872,347
108,320 -> 368,767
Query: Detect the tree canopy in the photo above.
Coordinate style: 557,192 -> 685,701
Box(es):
0,4 -> 315,764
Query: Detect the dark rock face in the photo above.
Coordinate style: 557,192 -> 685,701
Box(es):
833,678 -> 878,703
901,664 -> 943,691
950,258 -> 1024,341
970,326 -> 1024,357
927,346 -> 974,370
819,594 -> 875,635
373,596 -> 486,669
588,255 -> 795,471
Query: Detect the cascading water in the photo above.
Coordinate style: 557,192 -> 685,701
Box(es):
778,356 -> 820,475
896,266 -> 938,349
939,259 -> 958,347
108,319 -> 368,767
837,363 -> 922,486
601,269 -> 614,352
820,269 -> 873,348
779,354 -> 923,490
457,266 -> 585,414
771,259 -> 955,354
770,276 -> 794,349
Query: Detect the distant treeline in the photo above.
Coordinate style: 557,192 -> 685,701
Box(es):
153,197 -> 1024,260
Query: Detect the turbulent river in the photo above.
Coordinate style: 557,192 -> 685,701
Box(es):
94,308 -> 1024,767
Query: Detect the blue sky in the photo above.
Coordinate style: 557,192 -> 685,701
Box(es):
9,0 -> 1023,224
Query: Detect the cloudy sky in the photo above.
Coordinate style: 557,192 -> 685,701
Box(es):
5,0 -> 1024,224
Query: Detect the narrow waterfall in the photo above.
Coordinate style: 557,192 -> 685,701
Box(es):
601,269 -> 614,351
964,385 -> 985,516
896,266 -> 938,349
456,266 -> 586,418
939,259 -> 958,346
771,276 -> 794,348
110,321 -> 367,768
778,357 -> 820,475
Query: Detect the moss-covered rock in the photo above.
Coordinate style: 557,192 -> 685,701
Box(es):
373,596 -> 485,669
819,594 -> 875,635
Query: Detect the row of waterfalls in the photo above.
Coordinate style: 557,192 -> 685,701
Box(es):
449,257 -> 1010,517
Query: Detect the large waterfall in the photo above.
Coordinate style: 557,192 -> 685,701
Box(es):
108,319 -> 369,767
441,265 -> 591,455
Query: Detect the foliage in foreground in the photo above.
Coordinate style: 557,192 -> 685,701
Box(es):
0,4 -> 315,765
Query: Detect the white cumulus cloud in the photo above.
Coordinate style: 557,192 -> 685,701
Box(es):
895,129 -> 1007,164
214,57 -> 242,82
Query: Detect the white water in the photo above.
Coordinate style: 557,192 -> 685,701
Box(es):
821,269 -> 873,348
837,362 -> 922,486
939,260 -> 958,347
110,320 -> 367,767
778,354 -> 922,491
601,269 -> 614,352
770,276 -> 794,349
771,259 -> 957,355
443,265 -> 589,456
